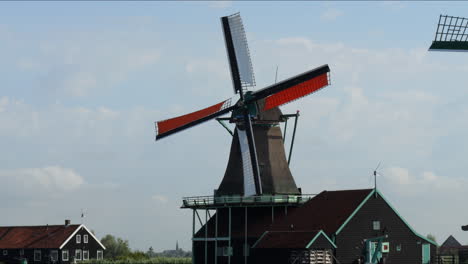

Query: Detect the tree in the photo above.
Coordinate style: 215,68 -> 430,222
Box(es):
427,234 -> 437,243
100,234 -> 131,259
146,247 -> 157,258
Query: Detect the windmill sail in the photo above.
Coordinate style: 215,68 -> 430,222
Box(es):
429,15 -> 468,51
155,99 -> 233,140
222,13 -> 255,93
237,128 -> 257,196
250,65 -> 330,110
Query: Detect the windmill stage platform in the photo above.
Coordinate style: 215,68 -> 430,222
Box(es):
181,194 -> 316,209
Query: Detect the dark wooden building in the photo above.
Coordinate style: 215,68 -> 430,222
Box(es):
438,235 -> 468,263
190,188 -> 437,264
0,220 -> 105,264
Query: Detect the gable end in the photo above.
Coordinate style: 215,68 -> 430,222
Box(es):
334,189 -> 437,246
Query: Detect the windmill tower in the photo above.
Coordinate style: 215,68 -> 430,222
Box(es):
155,13 -> 331,264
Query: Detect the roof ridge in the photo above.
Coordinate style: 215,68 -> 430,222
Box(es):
323,188 -> 374,193
0,224 -> 80,228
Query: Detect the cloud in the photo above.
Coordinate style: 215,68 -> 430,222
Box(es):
320,8 -> 344,21
0,166 -> 84,193
208,1 -> 232,9
6,25 -> 161,98
151,195 -> 169,204
382,167 -> 468,195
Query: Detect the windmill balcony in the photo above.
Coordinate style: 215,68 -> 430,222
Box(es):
181,194 -> 316,209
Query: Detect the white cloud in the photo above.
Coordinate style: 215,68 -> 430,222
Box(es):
151,194 -> 169,204
320,8 -> 344,21
0,166 -> 84,192
382,167 -> 468,195
0,96 -> 8,112
9,28 -> 161,98
208,1 -> 232,9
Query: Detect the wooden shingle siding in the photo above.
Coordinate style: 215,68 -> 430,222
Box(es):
310,235 -> 334,250
61,226 -> 103,264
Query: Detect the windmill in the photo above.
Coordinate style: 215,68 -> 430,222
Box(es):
155,13 -> 330,197
155,13 -> 331,264
429,14 -> 468,52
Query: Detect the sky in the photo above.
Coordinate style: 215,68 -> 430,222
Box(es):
1,1 -> 468,252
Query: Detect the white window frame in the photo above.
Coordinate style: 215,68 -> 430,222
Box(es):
97,250 -> 103,260
3,250 -> 7,256
76,234 -> 81,244
373,220 -> 381,230
83,234 -> 88,244
34,250 -> 41,261
83,250 -> 89,260
62,250 -> 69,261
50,250 -> 58,261
75,249 -> 82,261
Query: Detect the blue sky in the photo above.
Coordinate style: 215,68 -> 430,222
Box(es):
1,1 -> 468,251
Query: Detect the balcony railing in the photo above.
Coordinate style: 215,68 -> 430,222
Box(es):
181,194 -> 316,208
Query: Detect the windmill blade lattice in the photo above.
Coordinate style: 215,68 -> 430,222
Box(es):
429,14 -> 468,51
222,13 -> 256,93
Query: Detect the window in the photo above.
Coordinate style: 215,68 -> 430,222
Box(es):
75,249 -> 82,260
34,250 -> 41,261
76,234 -> 81,244
3,250 -> 7,256
373,220 -> 381,230
62,250 -> 69,261
396,244 -> 402,252
84,234 -> 88,243
20,249 -> 24,256
83,250 -> 89,260
50,250 -> 58,261
97,250 -> 103,260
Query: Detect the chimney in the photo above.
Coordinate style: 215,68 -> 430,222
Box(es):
65,219 -> 71,226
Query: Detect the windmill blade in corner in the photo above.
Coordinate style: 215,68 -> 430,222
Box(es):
250,64 -> 330,110
155,99 -> 235,140
237,128 -> 257,196
221,13 -> 256,93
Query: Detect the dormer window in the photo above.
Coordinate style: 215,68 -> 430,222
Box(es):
76,234 -> 81,243
84,234 -> 88,243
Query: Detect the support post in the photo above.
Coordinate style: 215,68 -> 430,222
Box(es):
192,209 -> 196,264
215,208 -> 218,264
271,206 -> 274,223
245,207 -> 248,264
205,210 -> 208,264
288,111 -> 300,165
283,119 -> 288,142
228,207 -> 232,264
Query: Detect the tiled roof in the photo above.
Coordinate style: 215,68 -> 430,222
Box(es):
253,231 -> 320,249
0,225 -> 80,249
194,189 -> 373,239
267,189 -> 373,235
